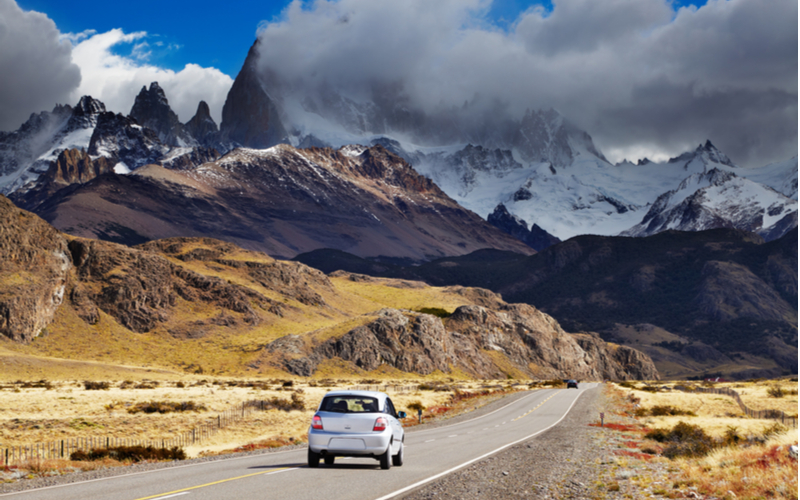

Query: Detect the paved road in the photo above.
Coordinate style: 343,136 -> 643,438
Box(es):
1,384 -> 595,500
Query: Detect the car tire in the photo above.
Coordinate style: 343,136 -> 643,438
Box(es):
392,442 -> 404,467
324,455 -> 335,466
308,449 -> 320,468
379,445 -> 392,470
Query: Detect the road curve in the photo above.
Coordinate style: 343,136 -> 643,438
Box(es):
1,384 -> 597,500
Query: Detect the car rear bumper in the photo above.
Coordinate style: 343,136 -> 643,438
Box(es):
308,429 -> 391,456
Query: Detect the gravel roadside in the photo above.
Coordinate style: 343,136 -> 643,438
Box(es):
401,386 -> 678,500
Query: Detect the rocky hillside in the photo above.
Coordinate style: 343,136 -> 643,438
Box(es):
294,228 -> 797,379
0,196 -> 71,343
15,144 -> 534,262
0,196 -> 655,380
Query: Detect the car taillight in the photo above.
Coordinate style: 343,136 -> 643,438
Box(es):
312,415 -> 323,430
373,416 -> 388,432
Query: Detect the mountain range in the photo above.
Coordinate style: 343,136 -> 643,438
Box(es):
1,39 -> 796,256
0,38 -> 795,380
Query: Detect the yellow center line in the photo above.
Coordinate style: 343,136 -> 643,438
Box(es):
512,391 -> 561,421
133,466 -> 296,500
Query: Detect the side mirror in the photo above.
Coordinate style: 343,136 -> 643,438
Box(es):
397,411 -> 407,419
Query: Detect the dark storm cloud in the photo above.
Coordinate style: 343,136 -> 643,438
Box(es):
256,0 -> 797,166
0,0 -> 81,131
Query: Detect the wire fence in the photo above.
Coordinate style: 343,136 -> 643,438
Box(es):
1,398 -> 296,467
348,384 -> 417,393
673,385 -> 797,428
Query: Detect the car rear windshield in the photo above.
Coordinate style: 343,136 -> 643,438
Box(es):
320,396 -> 380,413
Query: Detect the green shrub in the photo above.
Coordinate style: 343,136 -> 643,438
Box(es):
416,307 -> 451,318
721,426 -> 743,447
646,421 -> 715,459
617,381 -> 636,389
767,385 -> 785,398
20,379 -> 54,389
542,379 -> 565,387
761,422 -> 788,439
84,381 -> 110,390
407,401 -> 425,413
70,445 -> 185,462
636,405 -> 696,417
127,401 -> 207,414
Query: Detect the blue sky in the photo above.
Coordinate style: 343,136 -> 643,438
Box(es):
17,0 -> 706,78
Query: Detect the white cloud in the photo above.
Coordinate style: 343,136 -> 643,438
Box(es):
255,0 -> 797,167
0,0 -> 81,131
70,29 -> 233,124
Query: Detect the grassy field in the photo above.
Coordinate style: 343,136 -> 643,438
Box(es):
610,379 -> 799,500
0,377 -> 517,457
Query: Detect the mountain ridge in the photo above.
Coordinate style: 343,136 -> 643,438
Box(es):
0,195 -> 656,380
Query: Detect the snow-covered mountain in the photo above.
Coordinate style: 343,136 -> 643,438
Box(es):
220,41 -> 796,244
0,96 -> 105,193
1,38 -> 796,251
620,168 -> 797,240
0,85 -> 222,196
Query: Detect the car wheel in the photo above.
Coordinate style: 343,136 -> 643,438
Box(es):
324,455 -> 335,466
379,444 -> 392,470
392,441 -> 404,467
308,449 -> 320,468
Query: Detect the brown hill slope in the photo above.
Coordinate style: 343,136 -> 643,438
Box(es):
0,197 -> 654,380
294,229 -> 797,379
17,144 -> 534,262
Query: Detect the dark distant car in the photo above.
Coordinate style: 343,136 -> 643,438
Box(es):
567,380 -> 578,389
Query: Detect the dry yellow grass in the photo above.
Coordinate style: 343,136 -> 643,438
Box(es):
0,379 -> 458,458
675,428 -> 799,500
617,380 -> 799,438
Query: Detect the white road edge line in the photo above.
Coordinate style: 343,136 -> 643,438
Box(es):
149,493 -> 191,500
373,387 -> 587,500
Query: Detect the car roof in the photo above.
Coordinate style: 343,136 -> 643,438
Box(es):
321,390 -> 387,399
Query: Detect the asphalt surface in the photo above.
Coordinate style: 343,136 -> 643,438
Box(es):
0,385 -> 595,500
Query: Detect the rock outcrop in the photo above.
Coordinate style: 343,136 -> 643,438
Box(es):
271,304 -> 658,380
0,195 -> 71,342
67,237 -> 282,333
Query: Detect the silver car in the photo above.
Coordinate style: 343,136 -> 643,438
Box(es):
307,390 -> 406,469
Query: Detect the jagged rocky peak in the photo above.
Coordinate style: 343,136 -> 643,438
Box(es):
513,108 -> 608,166
668,139 -> 736,168
488,203 -> 561,251
65,95 -> 106,130
219,39 -> 288,149
130,82 -> 196,147
72,95 -> 106,118
184,100 -> 218,147
88,111 -> 169,169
